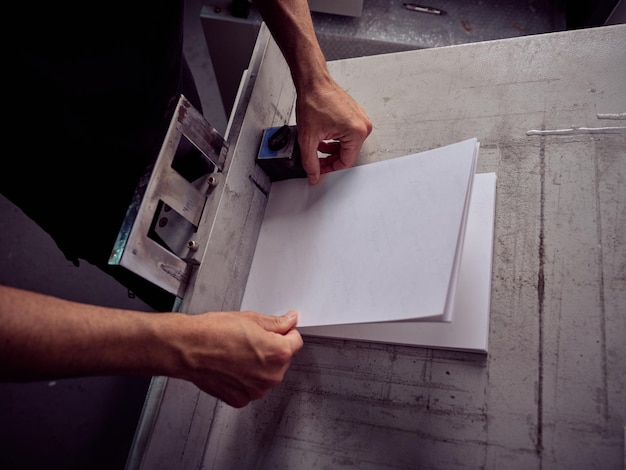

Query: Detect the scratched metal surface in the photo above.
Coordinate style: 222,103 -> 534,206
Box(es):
133,24 -> 626,469
207,0 -> 566,58
312,0 -> 566,58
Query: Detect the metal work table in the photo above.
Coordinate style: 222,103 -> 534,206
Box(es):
201,0 -> 565,119
128,24 -> 625,469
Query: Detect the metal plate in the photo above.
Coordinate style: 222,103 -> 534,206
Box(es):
108,95 -> 227,297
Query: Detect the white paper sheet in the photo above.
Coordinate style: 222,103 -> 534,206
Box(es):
241,138 -> 480,328
300,172 -> 496,352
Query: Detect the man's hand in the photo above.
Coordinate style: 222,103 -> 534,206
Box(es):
0,285 -> 303,409
253,0 -> 373,184
174,310 -> 303,408
296,79 -> 372,184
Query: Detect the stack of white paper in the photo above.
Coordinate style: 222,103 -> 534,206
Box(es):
241,138 -> 496,352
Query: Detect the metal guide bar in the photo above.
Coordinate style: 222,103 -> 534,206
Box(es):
126,25 -> 278,470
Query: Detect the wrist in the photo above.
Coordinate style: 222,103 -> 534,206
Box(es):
145,312 -> 192,379
148,312 -> 221,384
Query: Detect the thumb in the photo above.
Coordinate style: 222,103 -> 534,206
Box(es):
261,310 -> 299,335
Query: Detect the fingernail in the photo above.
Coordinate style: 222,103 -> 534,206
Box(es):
285,310 -> 298,320
308,175 -> 319,185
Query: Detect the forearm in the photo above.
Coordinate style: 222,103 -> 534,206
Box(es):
0,285 -> 180,381
253,0 -> 332,92
252,0 -> 372,184
0,284 -> 303,408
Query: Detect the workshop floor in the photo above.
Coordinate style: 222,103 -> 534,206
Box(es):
1,0 -> 606,468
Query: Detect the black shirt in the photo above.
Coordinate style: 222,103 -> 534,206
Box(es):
4,1 -> 201,309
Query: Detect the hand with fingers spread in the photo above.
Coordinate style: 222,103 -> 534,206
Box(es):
296,79 -> 373,184
254,0 -> 373,185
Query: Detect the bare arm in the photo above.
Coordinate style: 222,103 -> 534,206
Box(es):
0,285 -> 303,408
253,0 -> 373,184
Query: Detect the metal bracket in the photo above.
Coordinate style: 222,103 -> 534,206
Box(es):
108,95 -> 228,298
